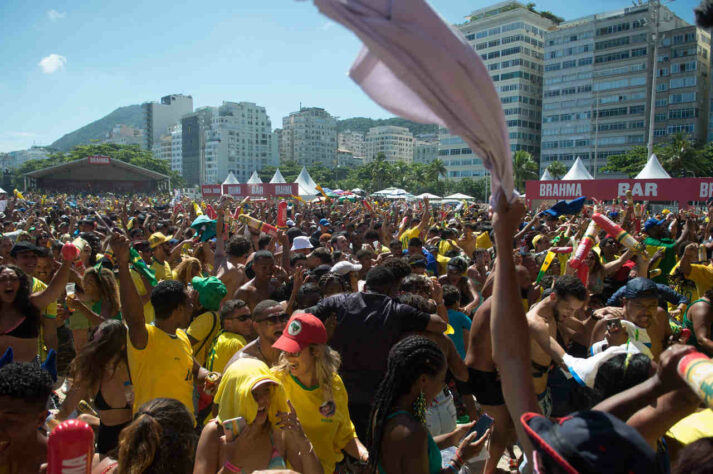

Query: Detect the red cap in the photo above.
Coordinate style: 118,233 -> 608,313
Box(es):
272,313 -> 327,353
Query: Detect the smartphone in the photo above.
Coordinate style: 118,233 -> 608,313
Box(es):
466,414 -> 494,440
223,417 -> 247,442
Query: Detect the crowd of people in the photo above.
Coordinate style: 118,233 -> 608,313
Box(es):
1,189 -> 712,474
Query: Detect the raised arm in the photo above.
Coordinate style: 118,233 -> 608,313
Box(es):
30,257 -> 72,310
490,196 -> 539,459
111,233 -> 148,349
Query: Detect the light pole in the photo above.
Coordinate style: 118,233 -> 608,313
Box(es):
647,0 -> 662,158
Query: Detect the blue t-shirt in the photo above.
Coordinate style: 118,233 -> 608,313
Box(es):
446,309 -> 471,359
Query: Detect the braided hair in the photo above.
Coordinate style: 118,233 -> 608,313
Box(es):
366,336 -> 445,473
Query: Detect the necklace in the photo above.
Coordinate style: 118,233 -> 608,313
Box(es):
256,338 -> 271,365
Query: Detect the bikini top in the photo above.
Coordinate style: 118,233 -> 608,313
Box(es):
94,386 -> 130,411
0,315 -> 39,339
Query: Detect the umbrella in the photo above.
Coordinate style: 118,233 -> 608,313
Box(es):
416,192 -> 441,199
312,0 -> 513,203
191,215 -> 217,242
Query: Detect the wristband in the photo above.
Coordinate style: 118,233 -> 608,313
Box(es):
447,462 -> 460,473
454,450 -> 465,468
223,461 -> 241,473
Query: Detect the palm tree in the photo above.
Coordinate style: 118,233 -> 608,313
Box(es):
546,161 -> 568,179
512,150 -> 539,191
427,159 -> 447,182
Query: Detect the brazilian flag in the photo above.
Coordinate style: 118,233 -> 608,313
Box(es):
130,247 -> 157,287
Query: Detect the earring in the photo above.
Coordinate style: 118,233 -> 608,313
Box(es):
414,390 -> 427,425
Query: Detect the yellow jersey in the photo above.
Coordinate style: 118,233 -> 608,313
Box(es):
127,324 -> 194,417
206,331 -> 246,373
186,311 -> 221,367
32,277 -> 57,360
150,258 -> 172,282
400,226 -> 421,250
274,371 -> 357,474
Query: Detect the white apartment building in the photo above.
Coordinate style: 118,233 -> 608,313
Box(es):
338,130 -> 365,160
413,140 -> 438,164
181,102 -> 278,185
281,107 -> 337,167
336,149 -> 363,168
170,124 -> 182,174
143,94 -> 193,150
440,1 -> 554,180
364,125 -> 414,163
540,3 -> 692,176
151,134 -> 172,164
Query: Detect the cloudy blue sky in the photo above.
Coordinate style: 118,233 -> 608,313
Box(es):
0,0 -> 699,152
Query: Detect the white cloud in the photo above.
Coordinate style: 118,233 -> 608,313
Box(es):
321,21 -> 335,31
38,54 -> 67,74
47,10 -> 66,22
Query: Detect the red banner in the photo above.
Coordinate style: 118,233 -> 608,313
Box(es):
202,183 -> 298,198
88,155 -> 111,165
526,178 -> 713,207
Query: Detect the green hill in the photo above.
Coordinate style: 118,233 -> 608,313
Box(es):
337,117 -> 438,136
50,104 -> 144,151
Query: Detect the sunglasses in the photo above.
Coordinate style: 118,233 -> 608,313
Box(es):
224,314 -> 251,322
256,313 -> 290,325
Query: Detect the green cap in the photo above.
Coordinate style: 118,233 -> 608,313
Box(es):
191,276 -> 227,311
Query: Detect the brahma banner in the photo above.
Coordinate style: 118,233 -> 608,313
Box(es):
202,183 -> 298,198
88,155 -> 111,165
526,178 -> 713,207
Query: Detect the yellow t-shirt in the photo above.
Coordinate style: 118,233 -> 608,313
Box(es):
186,311 -> 221,367
32,277 -> 56,360
274,371 -> 357,474
206,331 -> 246,373
400,226 -> 421,249
32,277 -> 57,319
129,269 -> 155,324
150,258 -> 173,282
684,263 -> 713,303
666,409 -> 713,445
127,324 -> 194,417
475,231 -> 493,250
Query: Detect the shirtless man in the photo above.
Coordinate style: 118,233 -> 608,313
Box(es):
526,275 -> 587,416
214,200 -> 250,303
466,263 -> 533,473
234,250 -> 281,311
457,222 -> 478,258
0,363 -> 52,474
589,277 -> 672,361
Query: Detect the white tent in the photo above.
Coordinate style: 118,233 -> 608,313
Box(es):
540,169 -> 554,181
222,172 -> 240,185
297,167 -> 318,190
635,154 -> 671,179
562,158 -> 594,180
246,171 -> 263,184
445,193 -> 475,200
269,168 -> 287,184
294,167 -> 318,199
416,192 -> 441,199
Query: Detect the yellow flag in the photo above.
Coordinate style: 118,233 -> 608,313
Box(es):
13,189 -> 24,200
291,194 -> 305,203
315,185 -> 328,199
193,202 -> 203,216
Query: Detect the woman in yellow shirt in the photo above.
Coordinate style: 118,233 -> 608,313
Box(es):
272,313 -> 369,473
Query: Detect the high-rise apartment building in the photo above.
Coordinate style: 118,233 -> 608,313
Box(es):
338,130 -> 365,160
181,102 -> 278,185
281,107 -> 337,167
151,133 -> 172,164
170,124 -> 182,175
143,94 -> 193,150
653,26 -> 710,144
439,1 -> 554,180
540,3 -> 691,176
364,126 -> 414,163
